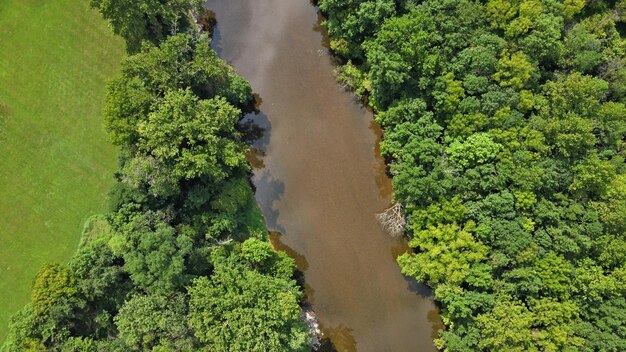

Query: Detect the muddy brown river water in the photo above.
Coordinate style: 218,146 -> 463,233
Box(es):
205,1 -> 441,350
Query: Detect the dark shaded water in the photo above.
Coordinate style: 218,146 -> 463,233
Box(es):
205,1 -> 441,350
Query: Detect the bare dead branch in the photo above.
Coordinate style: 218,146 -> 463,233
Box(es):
376,203 -> 406,237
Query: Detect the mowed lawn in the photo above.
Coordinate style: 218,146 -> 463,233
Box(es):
0,0 -> 124,340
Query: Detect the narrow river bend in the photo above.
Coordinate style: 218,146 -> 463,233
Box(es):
205,1 -> 441,350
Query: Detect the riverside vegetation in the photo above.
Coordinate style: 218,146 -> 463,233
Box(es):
320,0 -> 626,351
2,1 -> 310,351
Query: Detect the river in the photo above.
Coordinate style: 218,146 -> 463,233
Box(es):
204,1 -> 441,351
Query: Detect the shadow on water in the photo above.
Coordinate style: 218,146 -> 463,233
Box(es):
269,229 -> 367,352
239,113 -> 270,169
270,231 -> 314,310
239,112 -> 270,152
318,324 -> 357,352
236,94 -> 287,233
209,17 -> 224,56
389,241 -> 409,260
369,121 -> 393,200
239,94 -> 270,169
252,170 -> 285,234
404,275 -> 434,299
310,2 -> 342,68
269,231 -> 309,271
428,307 -> 444,340
197,8 -> 218,36
244,147 -> 265,170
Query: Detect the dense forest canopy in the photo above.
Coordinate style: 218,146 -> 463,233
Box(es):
320,0 -> 626,351
2,2 -> 310,351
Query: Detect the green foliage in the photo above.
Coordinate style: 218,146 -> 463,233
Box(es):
30,264 -> 78,313
447,133 -> 502,169
104,33 -> 251,146
138,89 -> 247,181
188,251 -> 309,351
334,61 -> 371,98
398,223 -> 489,285
593,174 -> 626,234
520,14 -> 564,64
3,265 -> 83,351
475,297 -> 535,352
110,210 -> 192,295
362,8 -> 438,109
90,0 -> 202,53
115,293 -> 196,351
319,0 -> 398,59
323,0 -> 626,350
493,50 -> 537,89
240,238 -> 296,278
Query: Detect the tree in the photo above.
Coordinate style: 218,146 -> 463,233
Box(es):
376,203 -> 407,237
120,155 -> 181,198
90,0 -> 202,53
363,7 -> 440,109
593,174 -> 626,234
569,153 -> 617,199
520,14 -> 564,65
534,252 -> 573,299
3,265 -> 82,351
115,293 -> 196,351
493,50 -> 537,90
398,223 -> 489,286
137,89 -> 247,181
447,133 -> 502,170
532,73 -> 607,158
109,209 -> 192,295
475,297 -> 535,352
104,33 -> 252,146
563,23 -> 604,73
30,264 -> 78,312
579,297 -> 626,351
188,260 -> 310,351
319,0 -> 397,59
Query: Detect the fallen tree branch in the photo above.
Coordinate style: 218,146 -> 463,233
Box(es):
376,203 -> 406,237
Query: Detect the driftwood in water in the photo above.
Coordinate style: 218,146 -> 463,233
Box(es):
376,203 -> 406,237
301,307 -> 322,350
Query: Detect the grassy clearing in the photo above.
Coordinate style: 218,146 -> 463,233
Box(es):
0,0 -> 124,340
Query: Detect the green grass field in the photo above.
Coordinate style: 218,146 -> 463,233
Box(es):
0,0 -> 124,340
